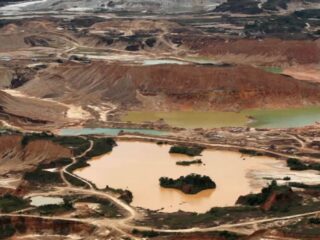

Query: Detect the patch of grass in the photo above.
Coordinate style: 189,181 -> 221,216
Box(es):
0,194 -> 29,213
263,66 -> 283,74
169,145 -> 204,157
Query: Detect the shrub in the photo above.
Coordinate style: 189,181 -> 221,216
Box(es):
169,145 -> 204,156
159,174 -> 216,194
0,194 -> 29,213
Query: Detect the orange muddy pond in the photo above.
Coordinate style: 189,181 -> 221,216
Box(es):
75,141 -> 289,213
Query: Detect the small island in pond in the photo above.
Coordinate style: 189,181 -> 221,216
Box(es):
159,174 -> 216,194
169,145 -> 204,156
176,159 -> 202,166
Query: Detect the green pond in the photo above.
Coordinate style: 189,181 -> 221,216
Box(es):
59,128 -> 167,136
122,107 -> 320,129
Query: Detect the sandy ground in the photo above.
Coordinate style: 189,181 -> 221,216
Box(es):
0,177 -> 21,189
3,89 -> 91,121
66,105 -> 91,120
283,64 -> 320,82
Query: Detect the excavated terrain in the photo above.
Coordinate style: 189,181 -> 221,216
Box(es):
16,62 -> 320,111
0,134 -> 71,174
0,1 -> 320,239
0,90 -> 69,129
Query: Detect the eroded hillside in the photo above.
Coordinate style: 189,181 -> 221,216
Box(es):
19,62 -> 320,111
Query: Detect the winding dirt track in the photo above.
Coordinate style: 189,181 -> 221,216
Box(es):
61,139 -> 95,189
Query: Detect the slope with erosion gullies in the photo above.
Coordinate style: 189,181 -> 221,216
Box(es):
20,61 -> 320,111
0,90 -> 68,127
183,37 -> 320,65
0,135 -> 71,174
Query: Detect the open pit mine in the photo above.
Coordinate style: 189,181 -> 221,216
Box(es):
0,0 -> 320,239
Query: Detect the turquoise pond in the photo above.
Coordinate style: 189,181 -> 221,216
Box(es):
59,128 -> 167,136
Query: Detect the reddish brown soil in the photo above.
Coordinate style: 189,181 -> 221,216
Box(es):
0,215 -> 95,237
0,135 -> 71,174
184,37 -> 320,65
22,62 -> 320,110
0,90 -> 68,128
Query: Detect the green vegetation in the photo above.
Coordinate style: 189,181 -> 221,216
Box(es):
282,216 -> 320,237
64,172 -> 90,188
176,159 -> 202,166
76,196 -> 124,218
132,228 -> 241,239
23,168 -> 63,185
37,199 -> 73,215
159,174 -> 216,194
169,145 -> 204,157
293,9 -> 320,19
309,218 -> 320,224
236,180 -> 301,211
289,182 -> 320,191
287,158 -> 320,171
66,157 -> 89,173
262,0 -> 290,11
20,132 -> 91,156
239,149 -> 263,156
245,15 -> 306,35
215,0 -> 263,14
0,224 -> 15,239
85,138 -> 116,158
0,194 -> 29,213
141,205 -> 258,229
263,66 -> 282,74
132,229 -> 161,238
236,180 -> 280,206
38,158 -> 72,169
104,186 -> 133,204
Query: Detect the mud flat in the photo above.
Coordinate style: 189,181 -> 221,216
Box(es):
74,141 -> 319,213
